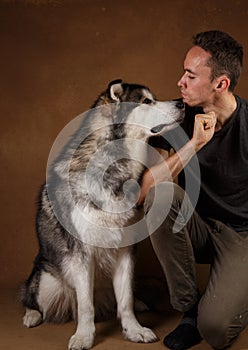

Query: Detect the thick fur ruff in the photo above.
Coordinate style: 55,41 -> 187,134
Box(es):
21,79 -> 184,349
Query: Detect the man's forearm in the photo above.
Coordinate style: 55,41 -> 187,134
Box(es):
137,140 -> 197,205
150,140 -> 197,183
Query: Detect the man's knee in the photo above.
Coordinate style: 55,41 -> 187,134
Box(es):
198,303 -> 237,349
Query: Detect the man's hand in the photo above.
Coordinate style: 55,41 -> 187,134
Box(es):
191,111 -> 217,152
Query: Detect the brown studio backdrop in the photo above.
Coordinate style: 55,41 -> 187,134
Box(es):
1,0 -> 248,288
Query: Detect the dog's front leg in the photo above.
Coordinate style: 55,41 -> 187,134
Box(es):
113,247 -> 157,343
66,256 -> 95,350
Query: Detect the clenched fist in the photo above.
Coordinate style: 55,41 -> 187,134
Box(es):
191,111 -> 217,152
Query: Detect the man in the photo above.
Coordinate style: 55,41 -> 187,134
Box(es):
139,30 -> 248,349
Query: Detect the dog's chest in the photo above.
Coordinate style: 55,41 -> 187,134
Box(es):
94,247 -> 119,275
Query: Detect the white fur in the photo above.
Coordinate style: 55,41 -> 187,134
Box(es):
63,255 -> 96,350
37,271 -> 77,323
65,246 -> 157,348
127,101 -> 181,133
110,82 -> 123,101
23,308 -> 42,328
113,247 -> 157,343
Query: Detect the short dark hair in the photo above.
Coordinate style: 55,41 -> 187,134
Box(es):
193,30 -> 243,91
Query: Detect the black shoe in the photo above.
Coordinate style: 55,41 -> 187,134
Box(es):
163,317 -> 202,350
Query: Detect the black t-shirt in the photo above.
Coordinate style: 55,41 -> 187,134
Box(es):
149,96 -> 248,232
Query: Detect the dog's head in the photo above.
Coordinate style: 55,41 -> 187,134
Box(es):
106,79 -> 185,139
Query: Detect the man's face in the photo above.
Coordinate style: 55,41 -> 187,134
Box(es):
178,46 -> 216,108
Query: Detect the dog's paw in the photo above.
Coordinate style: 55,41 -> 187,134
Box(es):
124,326 -> 158,343
23,308 -> 42,328
68,333 -> 94,350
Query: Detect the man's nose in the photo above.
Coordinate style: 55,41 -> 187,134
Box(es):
177,72 -> 187,87
177,75 -> 184,87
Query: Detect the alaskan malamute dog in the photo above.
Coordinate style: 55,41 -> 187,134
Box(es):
21,80 -> 184,349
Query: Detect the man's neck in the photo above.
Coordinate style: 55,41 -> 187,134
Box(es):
203,93 -> 237,132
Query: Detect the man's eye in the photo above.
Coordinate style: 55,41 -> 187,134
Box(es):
143,98 -> 153,104
188,76 -> 195,79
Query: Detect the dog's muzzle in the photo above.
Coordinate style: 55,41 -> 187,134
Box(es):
174,99 -> 185,110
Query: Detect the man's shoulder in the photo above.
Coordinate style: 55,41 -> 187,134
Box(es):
235,95 -> 248,124
236,95 -> 248,110
236,95 -> 248,103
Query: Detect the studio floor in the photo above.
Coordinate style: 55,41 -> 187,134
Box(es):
1,285 -> 247,350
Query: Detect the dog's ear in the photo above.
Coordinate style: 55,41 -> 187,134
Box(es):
108,79 -> 123,101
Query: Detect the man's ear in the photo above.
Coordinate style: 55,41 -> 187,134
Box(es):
108,79 -> 123,101
215,76 -> 230,92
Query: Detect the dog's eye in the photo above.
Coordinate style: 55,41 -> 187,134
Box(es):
143,98 -> 153,104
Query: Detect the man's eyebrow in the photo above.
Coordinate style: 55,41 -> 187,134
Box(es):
184,68 -> 196,75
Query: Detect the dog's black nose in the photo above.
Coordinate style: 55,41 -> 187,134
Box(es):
175,100 -> 185,109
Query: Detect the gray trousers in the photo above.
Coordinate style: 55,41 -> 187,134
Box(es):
144,182 -> 248,349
